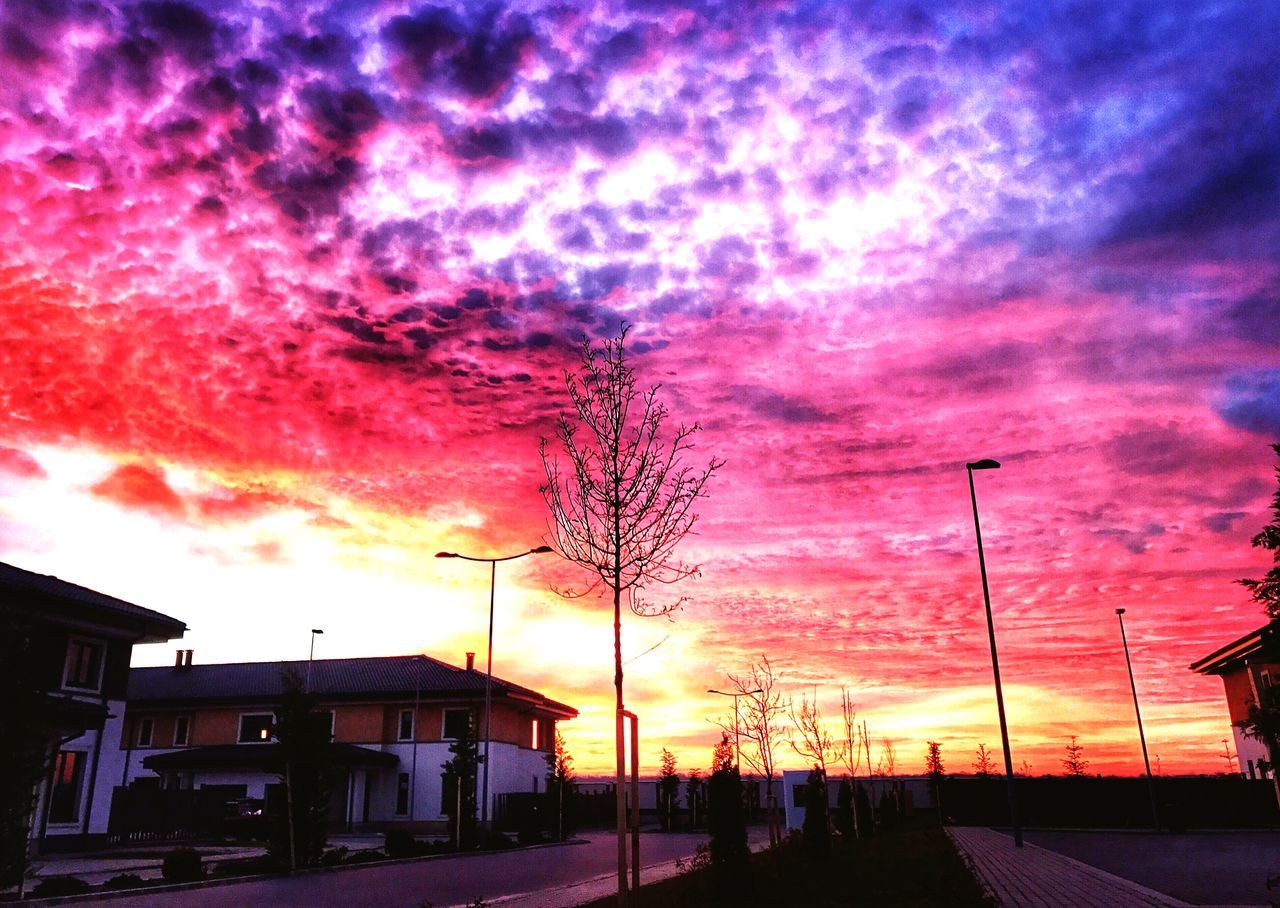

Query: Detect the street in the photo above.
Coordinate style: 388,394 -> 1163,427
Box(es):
74,831 -> 731,908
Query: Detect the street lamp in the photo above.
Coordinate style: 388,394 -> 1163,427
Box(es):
966,458 -> 1022,848
708,687 -> 763,775
436,545 -> 554,830
1117,608 -> 1160,830
306,628 -> 324,693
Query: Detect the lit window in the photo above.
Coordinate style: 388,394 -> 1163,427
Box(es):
63,638 -> 105,691
238,714 -> 274,743
48,751 -> 85,823
531,718 -> 540,749
137,717 -> 154,747
173,716 -> 190,746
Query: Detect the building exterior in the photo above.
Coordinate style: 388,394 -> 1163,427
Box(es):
0,561 -> 187,854
1190,619 -> 1280,779
117,653 -> 577,831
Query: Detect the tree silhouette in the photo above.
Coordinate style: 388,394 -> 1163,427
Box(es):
973,743 -> 997,777
545,730 -> 575,841
721,656 -> 785,844
707,733 -> 749,886
789,690 -> 844,778
1238,687 -> 1280,806
1240,443 -> 1280,617
658,748 -> 680,831
926,742 -> 945,822
270,667 -> 334,870
838,688 -> 863,839
442,711 -> 479,849
539,324 -> 722,901
1061,735 -> 1089,777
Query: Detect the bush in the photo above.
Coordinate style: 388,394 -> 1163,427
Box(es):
343,849 -> 388,864
211,854 -> 285,877
384,829 -> 420,858
103,873 -> 146,890
320,846 -> 349,866
31,876 -> 92,897
161,847 -> 205,882
482,831 -> 515,850
802,768 -> 830,859
516,825 -> 544,846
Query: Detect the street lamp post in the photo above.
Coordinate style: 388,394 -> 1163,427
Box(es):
1117,608 -> 1160,830
708,687 -> 763,775
437,545 -> 553,830
306,628 -> 324,693
966,459 -> 1022,848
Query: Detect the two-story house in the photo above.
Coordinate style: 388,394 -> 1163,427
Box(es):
0,560 -> 186,854
117,652 -> 577,831
1191,618 -> 1280,779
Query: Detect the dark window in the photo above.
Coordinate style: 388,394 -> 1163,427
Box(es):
395,773 -> 410,816
442,709 -> 470,740
238,714 -> 273,743
792,784 -> 807,808
173,716 -> 190,746
64,638 -> 105,691
398,709 -> 414,742
48,751 -> 85,823
137,717 -> 153,747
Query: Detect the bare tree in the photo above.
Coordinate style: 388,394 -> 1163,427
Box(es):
973,743 -> 997,777
837,689 -> 863,838
876,738 -> 897,778
789,690 -> 845,778
716,656 -> 785,845
539,325 -> 722,905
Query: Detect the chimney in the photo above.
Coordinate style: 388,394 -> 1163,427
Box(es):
184,649 -> 193,667
174,650 -> 184,669
465,652 -> 475,671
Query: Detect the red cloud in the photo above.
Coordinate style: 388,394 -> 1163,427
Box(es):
90,464 -> 186,518
0,446 -> 46,479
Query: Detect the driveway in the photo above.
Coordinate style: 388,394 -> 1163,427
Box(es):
1025,830 -> 1280,906
72,831 -> 746,908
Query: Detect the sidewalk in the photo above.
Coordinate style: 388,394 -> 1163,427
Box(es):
948,827 -> 1196,908
23,836 -> 384,888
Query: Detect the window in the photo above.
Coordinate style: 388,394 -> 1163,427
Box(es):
238,714 -> 274,743
442,708 -> 471,740
398,709 -> 415,742
395,773 -> 410,816
173,716 -> 190,746
137,717 -> 154,747
63,638 -> 105,691
792,784 -> 807,808
530,718 -> 540,749
48,751 -> 85,824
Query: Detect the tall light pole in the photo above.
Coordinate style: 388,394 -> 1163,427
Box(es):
306,628 -> 324,693
967,458 -> 1022,848
437,545 -> 554,830
1117,608 -> 1160,830
708,687 -> 763,775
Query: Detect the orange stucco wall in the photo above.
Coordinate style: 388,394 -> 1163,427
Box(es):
120,699 -> 561,748
1222,663 -> 1280,724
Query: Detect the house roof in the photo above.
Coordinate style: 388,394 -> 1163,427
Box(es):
1190,619 -> 1280,676
0,560 -> 187,643
128,654 -> 577,718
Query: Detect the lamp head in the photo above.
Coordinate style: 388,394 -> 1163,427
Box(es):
1116,608 -> 1126,616
311,628 -> 324,635
531,545 -> 554,554
435,551 -> 458,558
966,459 -> 1001,471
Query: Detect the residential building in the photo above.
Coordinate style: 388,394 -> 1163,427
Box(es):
0,561 -> 186,853
117,652 -> 576,831
1190,618 -> 1280,779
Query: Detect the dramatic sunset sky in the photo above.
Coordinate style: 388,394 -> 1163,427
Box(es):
2,0 -> 1278,778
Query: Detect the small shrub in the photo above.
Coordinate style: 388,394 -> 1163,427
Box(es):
103,872 -> 146,890
384,829 -> 419,858
481,831 -> 515,850
161,847 -> 204,882
212,854 -> 285,877
343,849 -> 388,864
320,846 -> 349,866
31,876 -> 92,897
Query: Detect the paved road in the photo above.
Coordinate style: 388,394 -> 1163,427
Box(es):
75,832 -> 721,908
1025,830 -> 1280,906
